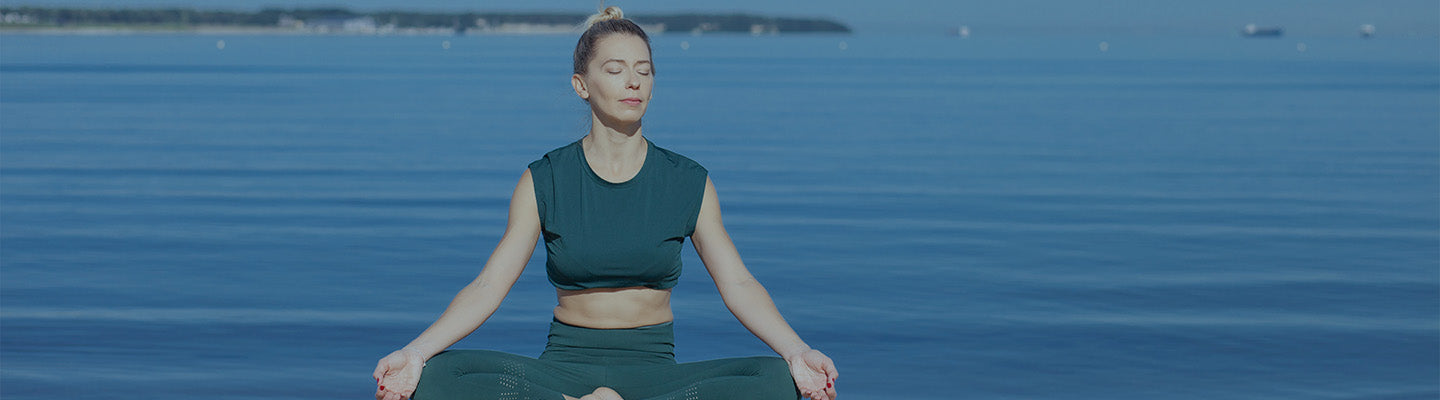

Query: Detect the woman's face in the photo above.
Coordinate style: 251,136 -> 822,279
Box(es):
573,34 -> 653,128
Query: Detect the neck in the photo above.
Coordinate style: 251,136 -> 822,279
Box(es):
585,115 -> 645,164
583,128 -> 647,181
590,111 -> 642,139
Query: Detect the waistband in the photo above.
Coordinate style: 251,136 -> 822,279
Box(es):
540,318 -> 676,365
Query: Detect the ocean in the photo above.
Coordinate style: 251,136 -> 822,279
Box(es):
1,32 -> 1437,399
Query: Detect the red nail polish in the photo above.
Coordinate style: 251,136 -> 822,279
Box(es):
827,382 -> 833,388
380,385 -> 386,391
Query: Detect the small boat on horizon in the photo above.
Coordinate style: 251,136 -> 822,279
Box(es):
1359,24 -> 1375,38
946,25 -> 971,38
1241,23 -> 1283,38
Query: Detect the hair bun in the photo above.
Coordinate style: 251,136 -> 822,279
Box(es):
584,6 -> 624,29
599,6 -> 623,20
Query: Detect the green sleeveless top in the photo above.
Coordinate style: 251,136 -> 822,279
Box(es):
527,138 -> 709,290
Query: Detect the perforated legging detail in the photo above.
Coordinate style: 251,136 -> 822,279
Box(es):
415,351 -> 795,400
411,320 -> 799,400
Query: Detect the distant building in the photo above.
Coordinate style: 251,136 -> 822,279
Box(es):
690,22 -> 718,35
1,12 -> 37,24
307,16 -> 377,34
750,23 -> 778,36
277,14 -> 303,30
482,22 -> 574,34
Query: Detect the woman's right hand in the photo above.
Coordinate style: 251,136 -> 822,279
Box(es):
373,348 -> 427,400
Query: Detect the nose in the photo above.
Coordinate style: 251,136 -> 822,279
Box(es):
625,71 -> 641,89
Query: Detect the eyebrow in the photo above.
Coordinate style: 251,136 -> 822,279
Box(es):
603,59 -> 652,65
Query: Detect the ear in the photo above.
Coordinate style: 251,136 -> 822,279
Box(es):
571,73 -> 589,100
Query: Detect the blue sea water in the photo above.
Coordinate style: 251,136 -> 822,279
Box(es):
1,32 -> 1437,399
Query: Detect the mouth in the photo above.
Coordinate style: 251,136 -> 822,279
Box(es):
620,98 -> 643,106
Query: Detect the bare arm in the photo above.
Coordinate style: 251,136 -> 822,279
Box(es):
691,177 -> 808,358
691,177 -> 838,400
402,169 -> 542,359
377,169 -> 541,399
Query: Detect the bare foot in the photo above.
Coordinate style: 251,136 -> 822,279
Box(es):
579,387 -> 623,400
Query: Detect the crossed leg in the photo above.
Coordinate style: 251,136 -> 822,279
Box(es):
413,351 -> 797,400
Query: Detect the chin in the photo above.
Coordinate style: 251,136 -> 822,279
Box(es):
612,111 -> 646,124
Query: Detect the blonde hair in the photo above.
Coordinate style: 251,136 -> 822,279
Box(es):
573,5 -> 653,76
582,6 -> 624,30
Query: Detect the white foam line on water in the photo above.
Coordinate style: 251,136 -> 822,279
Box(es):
0,225 -> 485,239
0,307 -> 452,324
725,183 -> 1415,204
727,215 -> 1436,239
989,312 -> 1437,331
975,272 -> 1432,289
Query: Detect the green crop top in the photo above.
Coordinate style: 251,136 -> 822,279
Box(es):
527,138 -> 708,290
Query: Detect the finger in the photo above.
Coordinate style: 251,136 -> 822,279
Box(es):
803,376 -> 825,392
374,361 -> 387,383
812,354 -> 835,381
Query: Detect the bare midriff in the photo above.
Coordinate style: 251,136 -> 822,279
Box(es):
554,286 -> 674,329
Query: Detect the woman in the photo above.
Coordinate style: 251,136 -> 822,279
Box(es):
373,7 -> 838,400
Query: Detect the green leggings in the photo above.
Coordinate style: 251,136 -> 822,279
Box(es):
413,319 -> 800,400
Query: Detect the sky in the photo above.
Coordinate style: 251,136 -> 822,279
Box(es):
3,0 -> 1438,37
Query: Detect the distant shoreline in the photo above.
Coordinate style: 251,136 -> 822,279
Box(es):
0,7 -> 851,35
0,26 -> 852,36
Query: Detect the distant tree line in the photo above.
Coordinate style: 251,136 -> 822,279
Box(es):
0,7 -> 288,26
0,7 -> 850,33
642,13 -> 850,34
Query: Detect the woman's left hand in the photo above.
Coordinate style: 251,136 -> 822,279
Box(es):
786,349 -> 838,400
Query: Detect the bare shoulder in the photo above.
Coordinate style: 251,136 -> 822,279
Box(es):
695,176 -> 726,238
700,176 -> 720,214
516,168 -> 536,198
508,168 -> 539,227
519,167 -> 534,185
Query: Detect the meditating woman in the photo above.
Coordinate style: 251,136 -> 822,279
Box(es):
373,7 -> 838,400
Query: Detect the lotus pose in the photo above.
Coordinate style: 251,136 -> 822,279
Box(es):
373,7 -> 838,400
